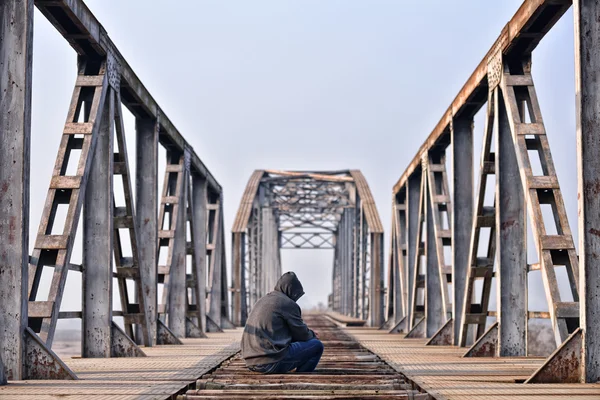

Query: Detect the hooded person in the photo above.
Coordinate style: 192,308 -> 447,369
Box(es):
241,271 -> 324,374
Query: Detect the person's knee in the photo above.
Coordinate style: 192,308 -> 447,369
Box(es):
312,338 -> 324,354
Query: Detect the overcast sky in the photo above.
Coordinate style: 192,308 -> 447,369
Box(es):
29,0 -> 578,326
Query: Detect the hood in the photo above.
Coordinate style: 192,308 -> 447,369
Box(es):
274,272 -> 305,302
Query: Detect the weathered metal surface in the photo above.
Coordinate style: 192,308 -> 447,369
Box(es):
406,172 -> 422,331
574,0 -> 600,384
82,85 -> 114,358
426,318 -> 453,346
207,196 -> 226,330
0,0 -> 33,382
464,322 -> 499,358
135,116 -> 159,346
458,92 -> 497,347
191,174 -> 208,334
495,85 -> 527,357
451,117 -> 473,346
185,318 -> 205,339
425,181 -> 444,337
110,322 -> 146,358
406,317 -> 426,339
169,154 -> 190,338
156,319 -> 183,345
24,328 -> 76,380
526,328 -> 582,384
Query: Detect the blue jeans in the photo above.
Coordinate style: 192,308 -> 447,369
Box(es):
249,338 -> 324,374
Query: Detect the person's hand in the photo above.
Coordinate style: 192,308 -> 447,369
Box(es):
313,330 -> 320,339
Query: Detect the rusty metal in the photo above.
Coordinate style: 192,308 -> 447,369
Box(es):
157,319 -> 183,346
426,319 -> 453,346
526,329 -> 582,384
463,322 -> 498,358
179,315 -> 427,399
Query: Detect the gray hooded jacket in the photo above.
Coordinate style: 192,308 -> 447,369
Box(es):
241,272 -> 315,366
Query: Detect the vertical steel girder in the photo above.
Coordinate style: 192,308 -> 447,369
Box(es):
232,170 -> 384,327
0,0 -> 34,381
574,0 -> 600,384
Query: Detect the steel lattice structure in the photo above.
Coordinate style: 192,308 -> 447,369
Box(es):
384,0 -> 600,384
231,170 -> 384,327
0,0 -> 230,381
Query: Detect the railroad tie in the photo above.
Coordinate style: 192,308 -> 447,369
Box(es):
178,314 -> 428,399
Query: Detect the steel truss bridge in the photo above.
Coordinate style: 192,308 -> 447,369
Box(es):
230,170 -> 384,327
1,0 -> 600,398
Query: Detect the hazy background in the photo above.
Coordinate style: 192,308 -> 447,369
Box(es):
30,0 -> 577,332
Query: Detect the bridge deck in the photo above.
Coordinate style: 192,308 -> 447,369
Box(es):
346,327 -> 600,400
0,331 -> 241,399
3,320 -> 600,399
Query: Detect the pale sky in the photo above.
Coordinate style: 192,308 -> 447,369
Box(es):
29,0 -> 578,327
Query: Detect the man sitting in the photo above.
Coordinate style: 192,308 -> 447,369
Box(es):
241,271 -> 324,374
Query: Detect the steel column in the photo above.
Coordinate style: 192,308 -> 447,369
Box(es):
191,175 -> 208,332
451,117 -> 474,345
135,117 -> 159,345
82,88 -> 114,358
495,88 -> 527,357
406,172 -> 422,329
425,179 -> 444,337
371,232 -> 384,327
168,159 -> 189,337
0,0 -> 33,381
575,0 -> 600,383
208,199 -> 223,328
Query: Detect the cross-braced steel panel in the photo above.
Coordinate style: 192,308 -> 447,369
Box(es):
232,170 -> 384,327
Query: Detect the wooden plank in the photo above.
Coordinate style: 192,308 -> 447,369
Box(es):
348,327 -> 600,400
63,122 -> 94,135
50,176 -> 82,189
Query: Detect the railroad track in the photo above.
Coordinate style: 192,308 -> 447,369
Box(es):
178,314 -> 428,399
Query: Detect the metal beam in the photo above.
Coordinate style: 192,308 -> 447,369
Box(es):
495,87 -> 527,357
574,0 -> 600,383
191,174 -> 208,333
0,0 -> 33,381
82,88 -> 114,358
406,172 -> 422,329
168,159 -> 190,338
451,117 -> 474,345
425,180 -> 444,337
135,117 -> 159,345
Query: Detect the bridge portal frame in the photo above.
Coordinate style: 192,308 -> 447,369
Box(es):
231,170 -> 384,328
